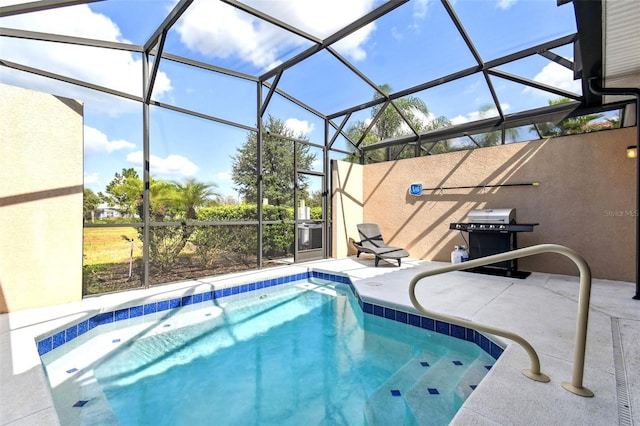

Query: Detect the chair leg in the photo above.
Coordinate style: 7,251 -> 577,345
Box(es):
375,256 -> 380,267
357,251 -> 361,258
397,259 -> 401,266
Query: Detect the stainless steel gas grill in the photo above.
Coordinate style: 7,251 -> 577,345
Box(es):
449,208 -> 537,278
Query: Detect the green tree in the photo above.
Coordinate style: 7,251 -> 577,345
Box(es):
221,195 -> 239,205
83,188 -> 101,222
99,169 -> 169,220
99,168 -> 142,217
534,97 -> 604,137
136,178 -> 219,272
307,190 -> 323,209
165,178 -> 220,220
466,104 -> 519,147
344,122 -> 379,162
372,84 -> 431,140
231,114 -> 315,206
346,84 -> 451,162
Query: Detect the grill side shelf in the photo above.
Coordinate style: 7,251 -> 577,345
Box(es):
449,223 -> 538,233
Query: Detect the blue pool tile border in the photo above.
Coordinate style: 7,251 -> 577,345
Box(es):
317,272 -> 504,361
36,270 -> 504,361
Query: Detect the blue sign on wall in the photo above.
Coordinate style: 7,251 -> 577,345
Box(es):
409,183 -> 423,196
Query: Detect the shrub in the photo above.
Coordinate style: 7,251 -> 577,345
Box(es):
146,225 -> 194,271
194,204 -> 295,261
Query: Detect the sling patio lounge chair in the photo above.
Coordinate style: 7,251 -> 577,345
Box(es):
354,223 -> 409,267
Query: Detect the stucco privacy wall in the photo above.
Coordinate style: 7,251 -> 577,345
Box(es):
0,84 -> 84,313
331,160 -> 364,258
335,127 -> 636,282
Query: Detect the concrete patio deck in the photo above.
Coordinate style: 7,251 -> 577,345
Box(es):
1,256 -> 638,425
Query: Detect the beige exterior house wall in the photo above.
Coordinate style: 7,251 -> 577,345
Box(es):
333,127 -> 637,282
0,84 -> 84,313
331,160 -> 364,258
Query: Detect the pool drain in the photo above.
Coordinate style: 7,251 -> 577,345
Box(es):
611,317 -> 632,426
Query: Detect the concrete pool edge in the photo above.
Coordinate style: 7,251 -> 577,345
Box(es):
3,257 -> 638,425
33,268 -> 505,363
1,263 -> 313,425
2,260 -> 503,425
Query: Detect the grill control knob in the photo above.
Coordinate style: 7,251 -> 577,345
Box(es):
489,225 -> 495,229
499,225 -> 506,229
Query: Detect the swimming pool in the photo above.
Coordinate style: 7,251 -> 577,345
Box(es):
38,271 -> 503,425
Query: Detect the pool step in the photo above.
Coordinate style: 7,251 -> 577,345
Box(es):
405,353 -> 494,425
363,352 -> 446,426
404,354 -> 470,425
454,353 -> 495,402
52,369 -> 119,426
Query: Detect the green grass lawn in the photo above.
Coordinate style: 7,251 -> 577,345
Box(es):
83,227 -> 142,265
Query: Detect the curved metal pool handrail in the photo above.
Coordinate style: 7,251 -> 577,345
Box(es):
408,243 -> 594,397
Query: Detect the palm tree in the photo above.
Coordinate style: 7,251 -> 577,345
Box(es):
344,121 -> 380,163
371,84 -> 430,140
170,178 -> 220,220
468,104 -> 519,147
141,178 -> 220,272
346,84 -> 451,162
534,98 -> 605,137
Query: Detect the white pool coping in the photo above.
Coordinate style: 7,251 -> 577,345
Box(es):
2,257 -> 639,425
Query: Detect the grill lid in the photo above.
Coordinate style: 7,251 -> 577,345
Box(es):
467,208 -> 515,224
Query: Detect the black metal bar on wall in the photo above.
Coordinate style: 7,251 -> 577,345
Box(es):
416,182 -> 540,193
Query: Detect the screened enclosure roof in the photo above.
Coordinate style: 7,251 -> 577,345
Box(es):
1,0 -> 638,149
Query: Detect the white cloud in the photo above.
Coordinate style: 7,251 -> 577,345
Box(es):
450,104 -> 508,124
1,3 -> 124,39
451,115 -> 469,125
0,5 -> 172,114
468,106 -> 500,121
84,171 -> 100,185
175,0 -> 377,68
396,108 -> 458,134
409,0 -> 435,34
311,158 -> 322,170
496,0 -> 517,10
127,151 -> 199,177
216,171 -> 232,181
175,1 -> 282,70
285,118 -> 314,136
398,109 -> 433,133
525,61 -> 581,97
391,26 -> 403,41
332,23 -> 376,62
413,0 -> 432,19
84,125 -> 135,153
245,0 -> 377,39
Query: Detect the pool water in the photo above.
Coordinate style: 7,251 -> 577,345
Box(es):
42,279 -> 495,425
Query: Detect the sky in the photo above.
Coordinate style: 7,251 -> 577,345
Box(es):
0,0 -> 582,201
